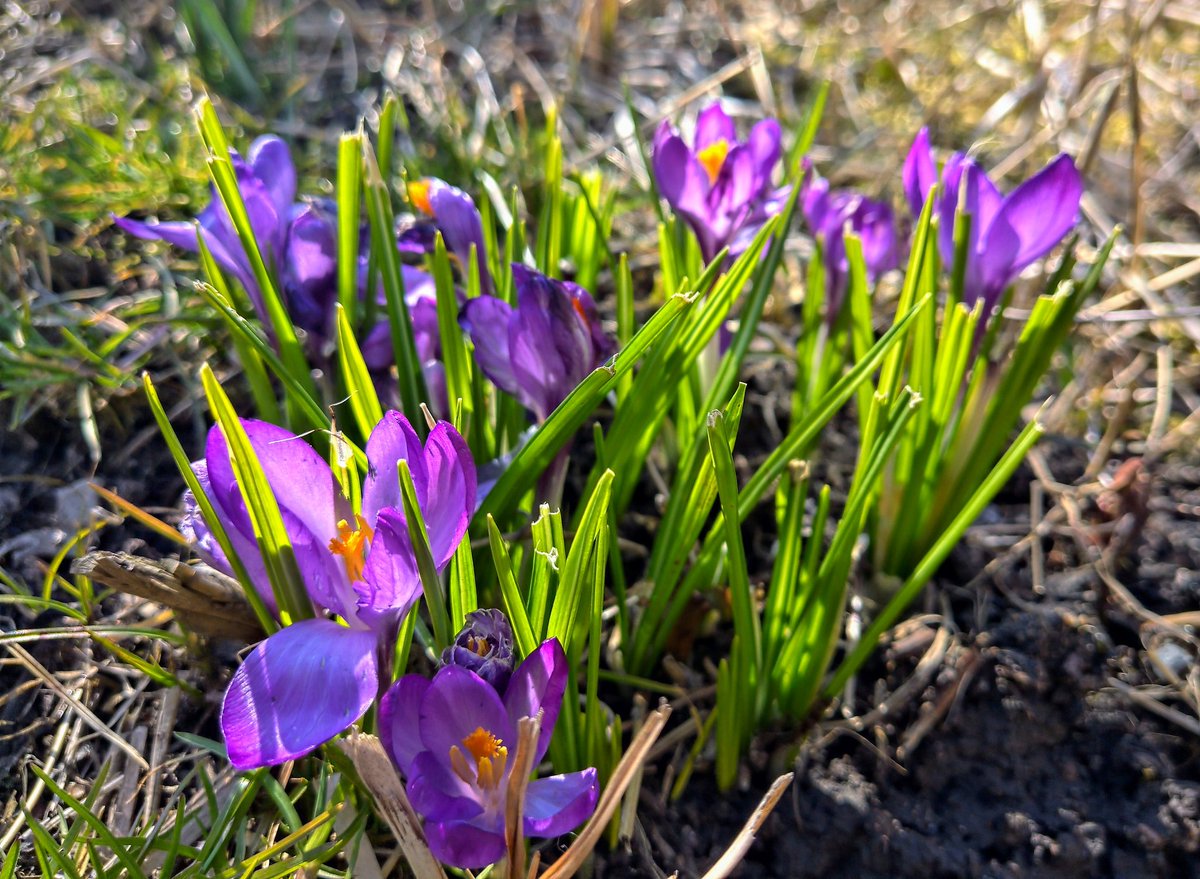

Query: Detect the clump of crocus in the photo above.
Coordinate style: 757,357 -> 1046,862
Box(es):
652,102 -> 788,263
182,411 -> 475,770
903,128 -> 1084,315
379,626 -> 598,869
460,263 -> 613,423
442,608 -> 516,690
801,169 -> 899,322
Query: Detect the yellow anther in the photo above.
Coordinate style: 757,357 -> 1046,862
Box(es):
408,179 -> 434,216
451,727 -> 509,791
328,514 -> 374,583
466,634 -> 490,657
696,139 -> 730,184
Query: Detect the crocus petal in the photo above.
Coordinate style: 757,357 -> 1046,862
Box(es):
959,163 -> 1020,309
420,422 -> 476,568
934,153 -> 968,269
362,411 -> 428,527
460,294 -> 519,396
248,135 -> 297,223
282,203 -> 338,337
503,639 -> 567,763
428,179 -> 493,295
693,103 -> 736,151
424,820 -> 506,870
407,751 -> 488,824
207,421 -> 340,542
203,420 -> 350,614
523,769 -> 600,837
507,271 -> 590,420
652,124 -> 716,256
711,143 -> 759,221
360,320 -> 394,372
746,119 -> 782,193
419,666 -> 517,758
112,216 -> 200,252
181,462 -> 277,614
353,507 -> 422,628
988,153 -> 1082,271
903,127 -> 938,216
220,619 -> 378,770
379,675 -> 430,775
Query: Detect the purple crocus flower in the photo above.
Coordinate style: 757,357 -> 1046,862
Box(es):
379,637 -> 599,869
652,102 -> 788,263
114,136 -> 339,343
459,263 -> 613,423
442,608 -> 516,691
404,177 -> 493,295
903,128 -> 1084,313
181,411 -> 476,770
801,171 -> 899,321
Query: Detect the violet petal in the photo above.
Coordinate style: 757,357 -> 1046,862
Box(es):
523,769 -> 600,837
220,619 -> 377,770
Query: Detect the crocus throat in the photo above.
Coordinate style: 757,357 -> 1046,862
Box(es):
328,514 -> 374,583
450,727 -> 508,792
697,139 -> 729,184
466,634 -> 490,657
408,180 -> 434,216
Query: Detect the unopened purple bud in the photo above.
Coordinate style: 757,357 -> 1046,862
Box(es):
441,608 -> 515,690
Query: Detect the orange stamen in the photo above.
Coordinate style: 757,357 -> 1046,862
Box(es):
696,139 -> 729,184
454,727 -> 509,791
466,634 -> 490,657
407,179 -> 434,216
328,514 -> 374,583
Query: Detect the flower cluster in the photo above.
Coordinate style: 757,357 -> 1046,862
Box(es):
133,103 -> 1095,876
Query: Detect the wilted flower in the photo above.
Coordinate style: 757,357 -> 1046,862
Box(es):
379,637 -> 599,869
182,411 -> 476,770
652,102 -> 788,263
801,171 -> 899,321
403,177 -> 493,295
903,127 -> 1084,314
460,263 -> 613,423
442,608 -> 516,690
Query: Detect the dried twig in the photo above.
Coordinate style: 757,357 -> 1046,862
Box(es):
337,733 -> 448,879
698,772 -> 794,879
537,703 -> 671,879
71,551 -> 262,642
503,714 -> 542,879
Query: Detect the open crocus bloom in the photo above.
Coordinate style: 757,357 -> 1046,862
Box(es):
460,263 -> 613,423
180,411 -> 475,770
801,171 -> 899,321
402,177 -> 493,295
114,136 -> 339,344
652,102 -> 788,263
379,636 -> 599,869
903,127 -> 1084,314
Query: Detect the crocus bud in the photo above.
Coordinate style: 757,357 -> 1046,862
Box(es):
441,608 -> 515,690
